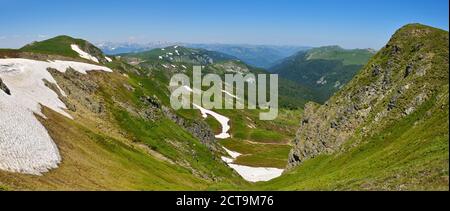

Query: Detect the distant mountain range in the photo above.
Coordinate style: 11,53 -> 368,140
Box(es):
105,42 -> 376,103
97,41 -> 183,55
271,46 -> 375,102
98,42 -> 310,68
186,44 -> 311,68
119,46 -> 318,108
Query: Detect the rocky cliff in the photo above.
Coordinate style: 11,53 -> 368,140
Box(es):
288,24 -> 449,169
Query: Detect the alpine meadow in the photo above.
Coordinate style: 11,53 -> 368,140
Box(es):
0,0 -> 448,195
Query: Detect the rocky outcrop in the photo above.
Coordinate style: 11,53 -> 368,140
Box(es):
135,94 -> 219,152
0,78 -> 10,95
48,68 -> 105,114
162,106 -> 220,152
288,24 -> 449,169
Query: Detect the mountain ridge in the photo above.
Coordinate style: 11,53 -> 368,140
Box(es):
257,23 -> 449,190
270,45 -> 375,102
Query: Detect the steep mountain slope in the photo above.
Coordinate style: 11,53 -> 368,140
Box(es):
271,46 -> 375,102
258,24 -> 449,190
1,36 -> 248,190
187,44 -> 310,68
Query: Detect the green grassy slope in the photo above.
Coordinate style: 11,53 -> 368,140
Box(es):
257,90 -> 448,190
0,49 -> 246,190
216,109 -> 300,168
257,24 -> 449,190
306,45 -> 375,65
20,35 -> 107,62
118,51 -> 306,169
271,46 -> 375,102
0,108 -> 212,190
20,36 -> 86,57
2,24 -> 446,191
126,56 -> 304,168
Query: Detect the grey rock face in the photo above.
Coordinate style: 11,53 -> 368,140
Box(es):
49,68 -> 105,114
0,78 -> 11,95
287,24 -> 449,170
162,106 -> 220,152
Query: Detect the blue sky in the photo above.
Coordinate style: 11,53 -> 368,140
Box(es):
0,0 -> 448,49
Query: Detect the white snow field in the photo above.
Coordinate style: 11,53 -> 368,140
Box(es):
221,147 -> 283,182
223,147 -> 241,159
105,56 -> 113,62
193,104 -> 231,139
228,164 -> 284,182
0,58 -> 112,175
71,44 -> 99,63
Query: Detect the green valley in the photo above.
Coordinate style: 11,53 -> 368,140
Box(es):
0,23 -> 448,191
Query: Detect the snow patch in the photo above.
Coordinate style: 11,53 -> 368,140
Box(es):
221,156 -> 234,163
71,44 -> 99,63
0,58 -> 112,175
228,164 -> 283,182
223,147 -> 241,159
0,92 -> 61,175
193,104 -> 231,139
180,86 -> 230,139
105,56 -> 112,62
221,146 -> 283,182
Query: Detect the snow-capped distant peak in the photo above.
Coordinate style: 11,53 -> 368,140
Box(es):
71,44 -> 99,63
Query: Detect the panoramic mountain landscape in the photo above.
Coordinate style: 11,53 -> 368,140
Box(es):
1,23 -> 448,191
0,0 -> 448,194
